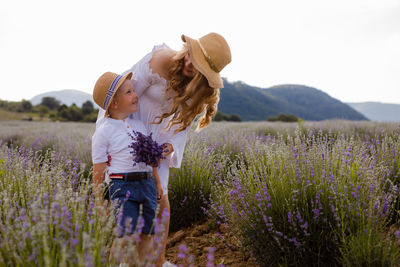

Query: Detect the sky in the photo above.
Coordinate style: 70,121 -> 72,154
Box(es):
1,0 -> 400,104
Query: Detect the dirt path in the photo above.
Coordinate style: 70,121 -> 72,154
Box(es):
166,220 -> 260,266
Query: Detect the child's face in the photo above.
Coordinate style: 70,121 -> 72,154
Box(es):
111,80 -> 138,115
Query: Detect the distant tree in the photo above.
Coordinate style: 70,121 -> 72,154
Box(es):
58,104 -> 68,112
267,113 -> 299,122
21,99 -> 32,112
37,105 -> 49,118
82,101 -> 94,115
57,104 -> 68,119
213,111 -> 242,122
0,100 -> 23,112
57,104 -> 83,121
0,100 -> 6,109
83,113 -> 98,122
59,109 -> 69,120
229,114 -> 242,122
213,111 -> 228,121
66,105 -> 83,121
41,97 -> 60,110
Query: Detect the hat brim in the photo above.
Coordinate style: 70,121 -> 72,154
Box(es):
182,34 -> 223,89
104,72 -> 133,117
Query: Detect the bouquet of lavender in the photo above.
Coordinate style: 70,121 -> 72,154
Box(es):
128,131 -> 167,167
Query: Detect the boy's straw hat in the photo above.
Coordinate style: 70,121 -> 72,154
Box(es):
93,72 -> 133,117
181,32 -> 231,89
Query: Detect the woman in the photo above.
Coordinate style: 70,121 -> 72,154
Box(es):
97,32 -> 231,267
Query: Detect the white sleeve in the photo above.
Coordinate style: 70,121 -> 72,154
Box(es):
163,125 -> 190,168
91,129 -> 108,164
122,53 -> 153,97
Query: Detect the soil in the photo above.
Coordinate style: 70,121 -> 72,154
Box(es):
166,220 -> 260,266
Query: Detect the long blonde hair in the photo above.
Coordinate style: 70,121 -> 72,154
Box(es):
154,45 -> 220,134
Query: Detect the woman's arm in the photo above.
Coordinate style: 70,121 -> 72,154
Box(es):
163,125 -> 190,168
152,167 -> 163,202
122,48 -> 165,97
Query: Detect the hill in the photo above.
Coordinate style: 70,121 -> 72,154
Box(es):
218,81 -> 288,121
347,102 -> 400,122
264,84 -> 367,121
219,80 -> 367,121
31,89 -> 93,107
29,81 -> 369,121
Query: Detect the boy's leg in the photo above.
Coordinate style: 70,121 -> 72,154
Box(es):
108,180 -> 141,264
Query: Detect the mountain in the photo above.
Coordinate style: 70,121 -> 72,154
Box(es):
218,81 -> 288,121
347,102 -> 400,122
29,81 -> 369,121
264,84 -> 367,121
31,89 -> 93,107
219,80 -> 368,121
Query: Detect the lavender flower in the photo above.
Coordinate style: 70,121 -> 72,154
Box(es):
128,131 -> 167,166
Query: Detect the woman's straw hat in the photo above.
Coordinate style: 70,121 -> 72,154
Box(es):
181,32 -> 231,89
93,71 -> 133,117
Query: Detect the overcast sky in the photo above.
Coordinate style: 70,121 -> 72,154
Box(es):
1,0 -> 399,104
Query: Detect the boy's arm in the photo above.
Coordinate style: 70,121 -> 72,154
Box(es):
93,163 -> 107,199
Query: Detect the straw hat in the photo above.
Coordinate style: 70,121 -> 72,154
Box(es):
181,32 -> 231,89
93,72 -> 133,117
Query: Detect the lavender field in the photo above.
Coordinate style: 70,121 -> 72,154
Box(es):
1,120 -> 400,266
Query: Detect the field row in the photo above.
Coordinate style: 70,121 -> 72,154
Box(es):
0,120 -> 399,266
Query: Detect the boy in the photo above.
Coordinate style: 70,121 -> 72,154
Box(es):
91,72 -> 163,263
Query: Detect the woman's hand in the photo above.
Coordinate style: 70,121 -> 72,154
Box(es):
150,143 -> 174,167
162,143 -> 174,158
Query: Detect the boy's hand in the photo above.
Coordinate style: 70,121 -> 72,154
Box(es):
106,155 -> 112,166
156,183 -> 163,203
150,161 -> 160,168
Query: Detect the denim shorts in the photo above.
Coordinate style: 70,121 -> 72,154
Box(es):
109,177 -> 157,236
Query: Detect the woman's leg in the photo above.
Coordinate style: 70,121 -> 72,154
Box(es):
156,195 -> 170,266
109,234 -> 152,265
138,233 -> 153,263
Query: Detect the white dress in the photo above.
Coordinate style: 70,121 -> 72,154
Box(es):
96,44 -> 189,194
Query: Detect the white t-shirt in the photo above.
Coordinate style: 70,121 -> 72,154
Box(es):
92,116 -> 152,174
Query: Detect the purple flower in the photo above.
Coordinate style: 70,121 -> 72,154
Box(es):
289,237 -> 300,248
395,230 -> 400,244
178,244 -> 189,259
128,131 -> 166,166
70,238 -> 78,246
207,247 -> 216,267
177,252 -> 186,259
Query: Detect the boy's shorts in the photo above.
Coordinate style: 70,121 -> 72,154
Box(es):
109,176 -> 157,237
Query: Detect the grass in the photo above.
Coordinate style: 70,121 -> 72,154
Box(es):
0,120 -> 400,266
0,108 -> 25,121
